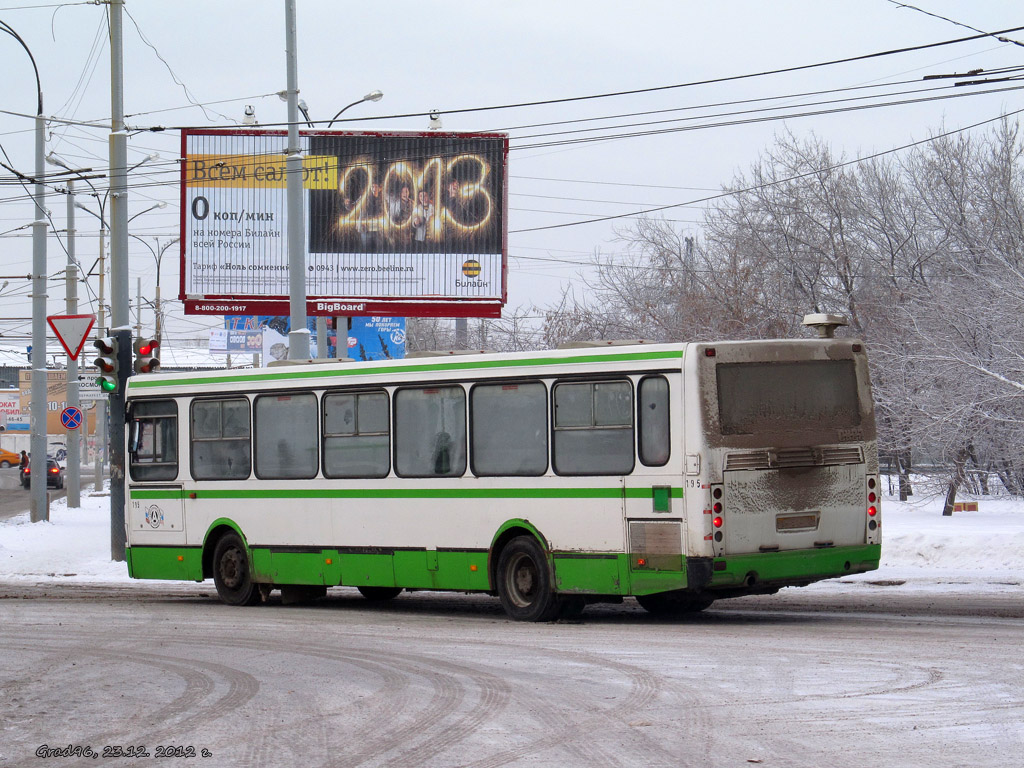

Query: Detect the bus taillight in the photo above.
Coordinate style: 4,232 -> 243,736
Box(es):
866,475 -> 880,538
710,484 -> 725,545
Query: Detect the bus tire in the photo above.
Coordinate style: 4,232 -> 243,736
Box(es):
357,586 -> 403,601
635,591 -> 713,616
496,536 -> 561,622
212,532 -> 260,606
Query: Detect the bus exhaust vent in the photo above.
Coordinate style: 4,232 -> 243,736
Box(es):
725,446 -> 864,471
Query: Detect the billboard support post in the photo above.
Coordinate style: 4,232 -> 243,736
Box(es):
284,0 -> 309,360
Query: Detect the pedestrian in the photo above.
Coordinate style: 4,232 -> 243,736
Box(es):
19,450 -> 28,471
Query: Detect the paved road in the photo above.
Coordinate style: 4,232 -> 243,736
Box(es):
0,582 -> 1020,767
0,466 -> 100,520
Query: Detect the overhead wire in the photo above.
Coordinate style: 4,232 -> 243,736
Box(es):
135,23 -> 1024,132
509,103 -> 1024,233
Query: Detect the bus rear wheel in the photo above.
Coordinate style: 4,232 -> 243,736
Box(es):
635,591 -> 713,616
496,536 -> 562,622
212,532 -> 261,606
357,586 -> 403,601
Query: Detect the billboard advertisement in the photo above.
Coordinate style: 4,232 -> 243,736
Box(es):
346,316 -> 406,361
181,129 -> 508,318
224,315 -> 405,363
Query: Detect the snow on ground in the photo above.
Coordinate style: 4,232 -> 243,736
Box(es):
0,481 -> 1022,592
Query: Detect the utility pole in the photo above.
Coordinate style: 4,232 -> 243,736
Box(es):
30,106 -> 48,523
284,0 -> 310,360
93,204 -> 107,487
4,19 -> 51,522
108,0 -> 129,560
135,277 -> 142,338
65,179 -> 81,508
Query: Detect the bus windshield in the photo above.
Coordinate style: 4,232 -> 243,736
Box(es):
716,360 -> 860,436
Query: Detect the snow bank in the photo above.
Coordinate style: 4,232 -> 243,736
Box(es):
0,488 -> 128,582
0,484 -> 1022,585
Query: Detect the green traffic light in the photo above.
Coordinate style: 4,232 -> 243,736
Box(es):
99,378 -> 117,392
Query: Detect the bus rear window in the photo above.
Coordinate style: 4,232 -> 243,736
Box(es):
716,360 -> 860,435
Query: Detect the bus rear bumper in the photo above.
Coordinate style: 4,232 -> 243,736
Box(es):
708,544 -> 880,593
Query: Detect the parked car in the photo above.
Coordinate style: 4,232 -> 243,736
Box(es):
0,448 -> 20,468
22,458 -> 64,489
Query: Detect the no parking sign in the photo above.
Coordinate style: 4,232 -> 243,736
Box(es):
61,406 -> 83,431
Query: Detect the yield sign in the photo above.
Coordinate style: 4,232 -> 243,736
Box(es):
47,314 -> 96,360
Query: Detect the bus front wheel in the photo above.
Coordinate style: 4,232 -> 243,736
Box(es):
212,532 -> 261,606
496,536 -> 561,622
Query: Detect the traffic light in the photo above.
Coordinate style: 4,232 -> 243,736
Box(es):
93,336 -> 120,393
133,337 -> 160,374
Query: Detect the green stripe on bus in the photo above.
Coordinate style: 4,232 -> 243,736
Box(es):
130,486 -> 683,501
127,348 -> 684,389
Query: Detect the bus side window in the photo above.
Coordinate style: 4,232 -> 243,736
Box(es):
323,390 -> 390,478
638,376 -> 670,466
394,386 -> 466,477
471,381 -> 547,476
254,393 -> 319,479
129,399 -> 178,482
191,398 -> 251,480
552,380 -> 634,475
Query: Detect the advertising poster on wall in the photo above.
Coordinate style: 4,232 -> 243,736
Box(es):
181,130 -> 507,318
346,317 -> 406,361
224,315 -> 405,364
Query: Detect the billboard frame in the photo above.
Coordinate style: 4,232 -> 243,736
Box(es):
179,128 -> 509,318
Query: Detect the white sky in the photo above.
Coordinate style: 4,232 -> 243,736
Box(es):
1,1 -> 1022,350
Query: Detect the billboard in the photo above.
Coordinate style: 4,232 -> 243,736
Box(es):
181,129 -> 508,318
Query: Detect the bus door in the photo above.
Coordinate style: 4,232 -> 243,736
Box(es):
127,399 -> 186,548
624,374 -> 687,589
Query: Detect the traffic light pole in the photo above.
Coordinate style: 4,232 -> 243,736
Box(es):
108,0 -> 129,562
109,327 -> 131,561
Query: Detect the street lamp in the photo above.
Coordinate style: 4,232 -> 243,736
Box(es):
130,234 -> 178,348
301,90 -> 384,358
51,151 -> 162,488
3,19 -> 49,521
327,90 -> 384,128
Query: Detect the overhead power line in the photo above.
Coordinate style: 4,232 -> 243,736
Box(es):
509,104 -> 1024,234
139,24 -> 1024,132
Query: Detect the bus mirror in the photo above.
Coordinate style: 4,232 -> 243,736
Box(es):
128,420 -> 140,453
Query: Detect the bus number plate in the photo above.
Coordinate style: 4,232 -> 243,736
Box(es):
776,512 -> 819,532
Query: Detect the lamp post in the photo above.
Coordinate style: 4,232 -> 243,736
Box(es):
44,165 -> 85,506
130,234 -> 178,348
327,90 -> 383,127
2,20 -> 49,521
314,90 -> 383,358
69,175 -> 161,488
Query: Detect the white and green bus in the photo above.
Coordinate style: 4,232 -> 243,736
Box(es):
124,327 -> 880,621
